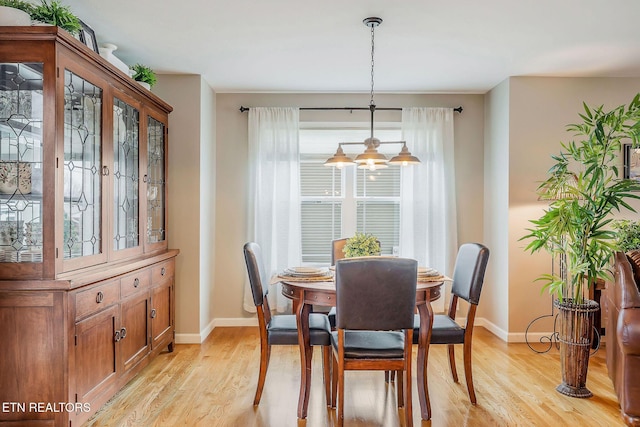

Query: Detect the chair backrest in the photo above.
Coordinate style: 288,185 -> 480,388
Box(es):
335,257 -> 417,331
331,238 -> 348,265
243,242 -> 268,307
451,243 -> 490,306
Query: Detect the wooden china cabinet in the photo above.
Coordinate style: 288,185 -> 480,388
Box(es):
0,27 -> 178,427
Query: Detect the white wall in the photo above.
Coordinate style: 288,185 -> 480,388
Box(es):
153,75 -> 217,342
482,80 -> 511,338
199,80 -> 217,338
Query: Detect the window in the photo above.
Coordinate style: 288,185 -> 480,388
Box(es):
300,126 -> 402,264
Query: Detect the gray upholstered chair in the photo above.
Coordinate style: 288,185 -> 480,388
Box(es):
243,242 -> 332,406
331,256 -> 417,427
413,242 -> 489,404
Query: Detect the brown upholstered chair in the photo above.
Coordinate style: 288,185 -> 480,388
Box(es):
412,242 -> 489,405
331,237 -> 348,265
243,242 -> 332,406
331,256 -> 417,427
605,251 -> 640,426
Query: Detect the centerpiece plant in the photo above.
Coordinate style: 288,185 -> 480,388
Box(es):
522,93 -> 640,398
343,232 -> 381,258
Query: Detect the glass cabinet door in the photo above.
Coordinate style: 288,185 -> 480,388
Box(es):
146,116 -> 165,245
113,98 -> 139,251
63,70 -> 102,259
0,63 -> 44,263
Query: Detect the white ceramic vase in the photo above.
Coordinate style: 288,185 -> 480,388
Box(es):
0,6 -> 31,26
98,43 -> 131,75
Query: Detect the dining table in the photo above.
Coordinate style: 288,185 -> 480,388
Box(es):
279,273 -> 444,421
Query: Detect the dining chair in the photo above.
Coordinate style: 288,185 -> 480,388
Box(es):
326,238 -> 348,329
413,242 -> 490,404
331,256 -> 417,427
243,242 -> 333,406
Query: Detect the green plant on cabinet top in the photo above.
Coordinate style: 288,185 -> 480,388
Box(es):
30,0 -> 81,35
130,63 -> 157,87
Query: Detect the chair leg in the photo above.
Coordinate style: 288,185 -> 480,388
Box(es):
447,344 -> 458,383
463,341 -> 477,404
322,346 -> 331,406
385,370 -> 396,383
396,370 -> 404,408
404,365 -> 413,427
331,353 -> 338,408
337,358 -> 345,427
254,343 -> 271,405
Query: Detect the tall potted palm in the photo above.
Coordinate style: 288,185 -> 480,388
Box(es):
523,94 -> 640,397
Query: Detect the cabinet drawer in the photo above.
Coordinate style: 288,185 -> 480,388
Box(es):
120,269 -> 151,298
152,260 -> 174,283
75,280 -> 120,320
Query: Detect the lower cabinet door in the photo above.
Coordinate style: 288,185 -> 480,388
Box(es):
120,291 -> 151,374
151,279 -> 173,349
75,305 -> 119,405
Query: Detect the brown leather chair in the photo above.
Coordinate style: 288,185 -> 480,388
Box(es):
331,256 -> 417,427
413,242 -> 489,405
605,251 -> 640,426
243,242 -> 332,406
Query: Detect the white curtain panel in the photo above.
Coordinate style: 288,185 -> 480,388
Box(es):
244,107 -> 302,313
400,107 -> 458,312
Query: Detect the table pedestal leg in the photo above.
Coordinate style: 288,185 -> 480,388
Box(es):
417,300 -> 434,420
295,299 -> 312,419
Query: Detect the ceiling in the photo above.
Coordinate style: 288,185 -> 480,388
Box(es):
62,0 -> 640,93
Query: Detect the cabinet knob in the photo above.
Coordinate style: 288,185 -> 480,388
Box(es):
102,165 -> 110,176
161,267 -> 166,276
143,174 -> 148,183
96,291 -> 104,303
114,330 -> 121,342
150,308 -> 157,319
120,327 -> 127,339
134,278 -> 139,288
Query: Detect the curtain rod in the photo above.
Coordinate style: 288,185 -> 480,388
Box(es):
239,106 -> 463,113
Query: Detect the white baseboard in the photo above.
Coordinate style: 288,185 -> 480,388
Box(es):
175,333 -> 203,344
177,316 -> 578,345
175,317 -> 258,344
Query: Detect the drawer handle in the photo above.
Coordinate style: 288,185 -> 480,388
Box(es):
134,278 -> 140,288
161,267 -> 166,276
150,308 -> 157,319
114,330 -> 121,342
96,291 -> 104,303
120,327 -> 127,339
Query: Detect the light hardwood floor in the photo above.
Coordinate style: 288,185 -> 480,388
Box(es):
84,327 -> 624,427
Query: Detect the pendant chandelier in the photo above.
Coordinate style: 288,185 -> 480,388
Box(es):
324,17 -> 420,170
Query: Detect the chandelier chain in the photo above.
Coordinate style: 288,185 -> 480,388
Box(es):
370,22 -> 375,107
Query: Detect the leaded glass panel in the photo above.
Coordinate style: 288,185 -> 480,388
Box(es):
0,63 -> 43,263
147,116 -> 165,244
113,98 -> 139,250
63,70 -> 102,259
